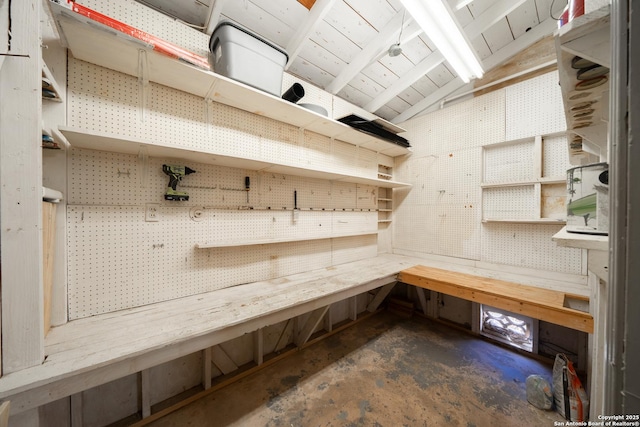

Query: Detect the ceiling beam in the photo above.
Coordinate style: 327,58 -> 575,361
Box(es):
324,11 -> 415,95
285,0 -> 339,69
363,51 -> 444,112
365,0 -> 527,113
391,78 -> 467,124
481,14 -> 558,71
462,0 -> 527,39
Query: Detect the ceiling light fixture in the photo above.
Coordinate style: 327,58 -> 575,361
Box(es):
399,0 -> 483,83
388,43 -> 403,57
388,9 -> 406,58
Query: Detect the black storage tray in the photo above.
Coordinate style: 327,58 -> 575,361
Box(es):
337,115 -> 410,147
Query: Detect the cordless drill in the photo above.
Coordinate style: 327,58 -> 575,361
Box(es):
162,164 -> 196,201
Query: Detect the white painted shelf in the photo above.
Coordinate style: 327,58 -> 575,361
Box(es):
48,2 -> 411,158
552,226 -> 608,251
59,127 -> 411,189
480,177 -> 565,188
555,6 -> 610,164
196,231 -> 377,248
483,219 -> 566,225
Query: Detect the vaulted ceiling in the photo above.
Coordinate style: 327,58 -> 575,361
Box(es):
135,0 -> 567,124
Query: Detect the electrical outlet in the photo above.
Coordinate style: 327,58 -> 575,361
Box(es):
145,203 -> 160,222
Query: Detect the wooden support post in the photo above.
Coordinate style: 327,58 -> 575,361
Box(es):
274,319 -> 293,353
253,329 -> 264,366
140,369 -> 151,419
202,347 -> 212,390
416,287 -> 429,316
471,302 -> 481,334
323,305 -> 333,333
211,345 -> 238,375
366,282 -> 396,312
70,393 -> 83,427
295,306 -> 330,347
349,296 -> 358,321
0,0 -> 44,374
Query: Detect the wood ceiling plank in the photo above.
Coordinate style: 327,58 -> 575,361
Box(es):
286,0 -> 339,68
220,2 -> 294,47
507,0 -> 541,39
324,10 -> 409,94
363,51 -> 445,111
426,63 -> 456,87
344,0 -> 397,30
308,19 -> 361,63
392,78 -> 467,123
481,17 -> 514,53
324,1 -> 377,47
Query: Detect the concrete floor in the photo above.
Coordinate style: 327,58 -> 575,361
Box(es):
149,312 -> 565,426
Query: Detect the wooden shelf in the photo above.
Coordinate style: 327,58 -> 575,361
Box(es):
59,127 -> 412,189
378,198 -> 392,202
483,219 -> 566,225
480,177 -> 565,188
48,2 -> 411,158
555,6 -> 610,163
378,220 -> 392,223
196,231 -> 377,248
552,226 -> 608,251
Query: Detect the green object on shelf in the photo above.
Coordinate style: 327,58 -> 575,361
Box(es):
567,193 -> 596,217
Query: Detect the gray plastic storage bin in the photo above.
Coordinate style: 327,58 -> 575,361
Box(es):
209,21 -> 288,97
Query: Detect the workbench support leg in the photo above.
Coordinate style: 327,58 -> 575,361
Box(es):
295,306 -> 330,347
211,345 -> 238,375
416,287 -> 429,316
70,393 -> 82,427
140,369 -> 151,418
349,296 -> 358,321
323,304 -> 333,333
253,328 -> 264,366
202,347 -> 212,390
366,282 -> 396,312
274,319 -> 293,353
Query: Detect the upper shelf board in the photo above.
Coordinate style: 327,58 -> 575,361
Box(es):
59,127 -> 412,189
556,6 -> 611,68
47,2 -> 410,157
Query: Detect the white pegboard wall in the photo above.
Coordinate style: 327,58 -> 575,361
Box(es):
399,90 -> 505,157
505,71 -> 566,140
282,73 -> 333,116
543,135 -> 570,178
66,148 -> 381,319
79,0 -> 210,57
482,186 -> 536,221
483,140 -> 535,183
68,57 -> 381,181
481,223 -> 583,274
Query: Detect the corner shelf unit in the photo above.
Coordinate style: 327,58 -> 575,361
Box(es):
376,164 -> 395,224
47,1 -> 411,158
481,135 -> 568,224
59,127 -> 411,189
555,5 -> 610,164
